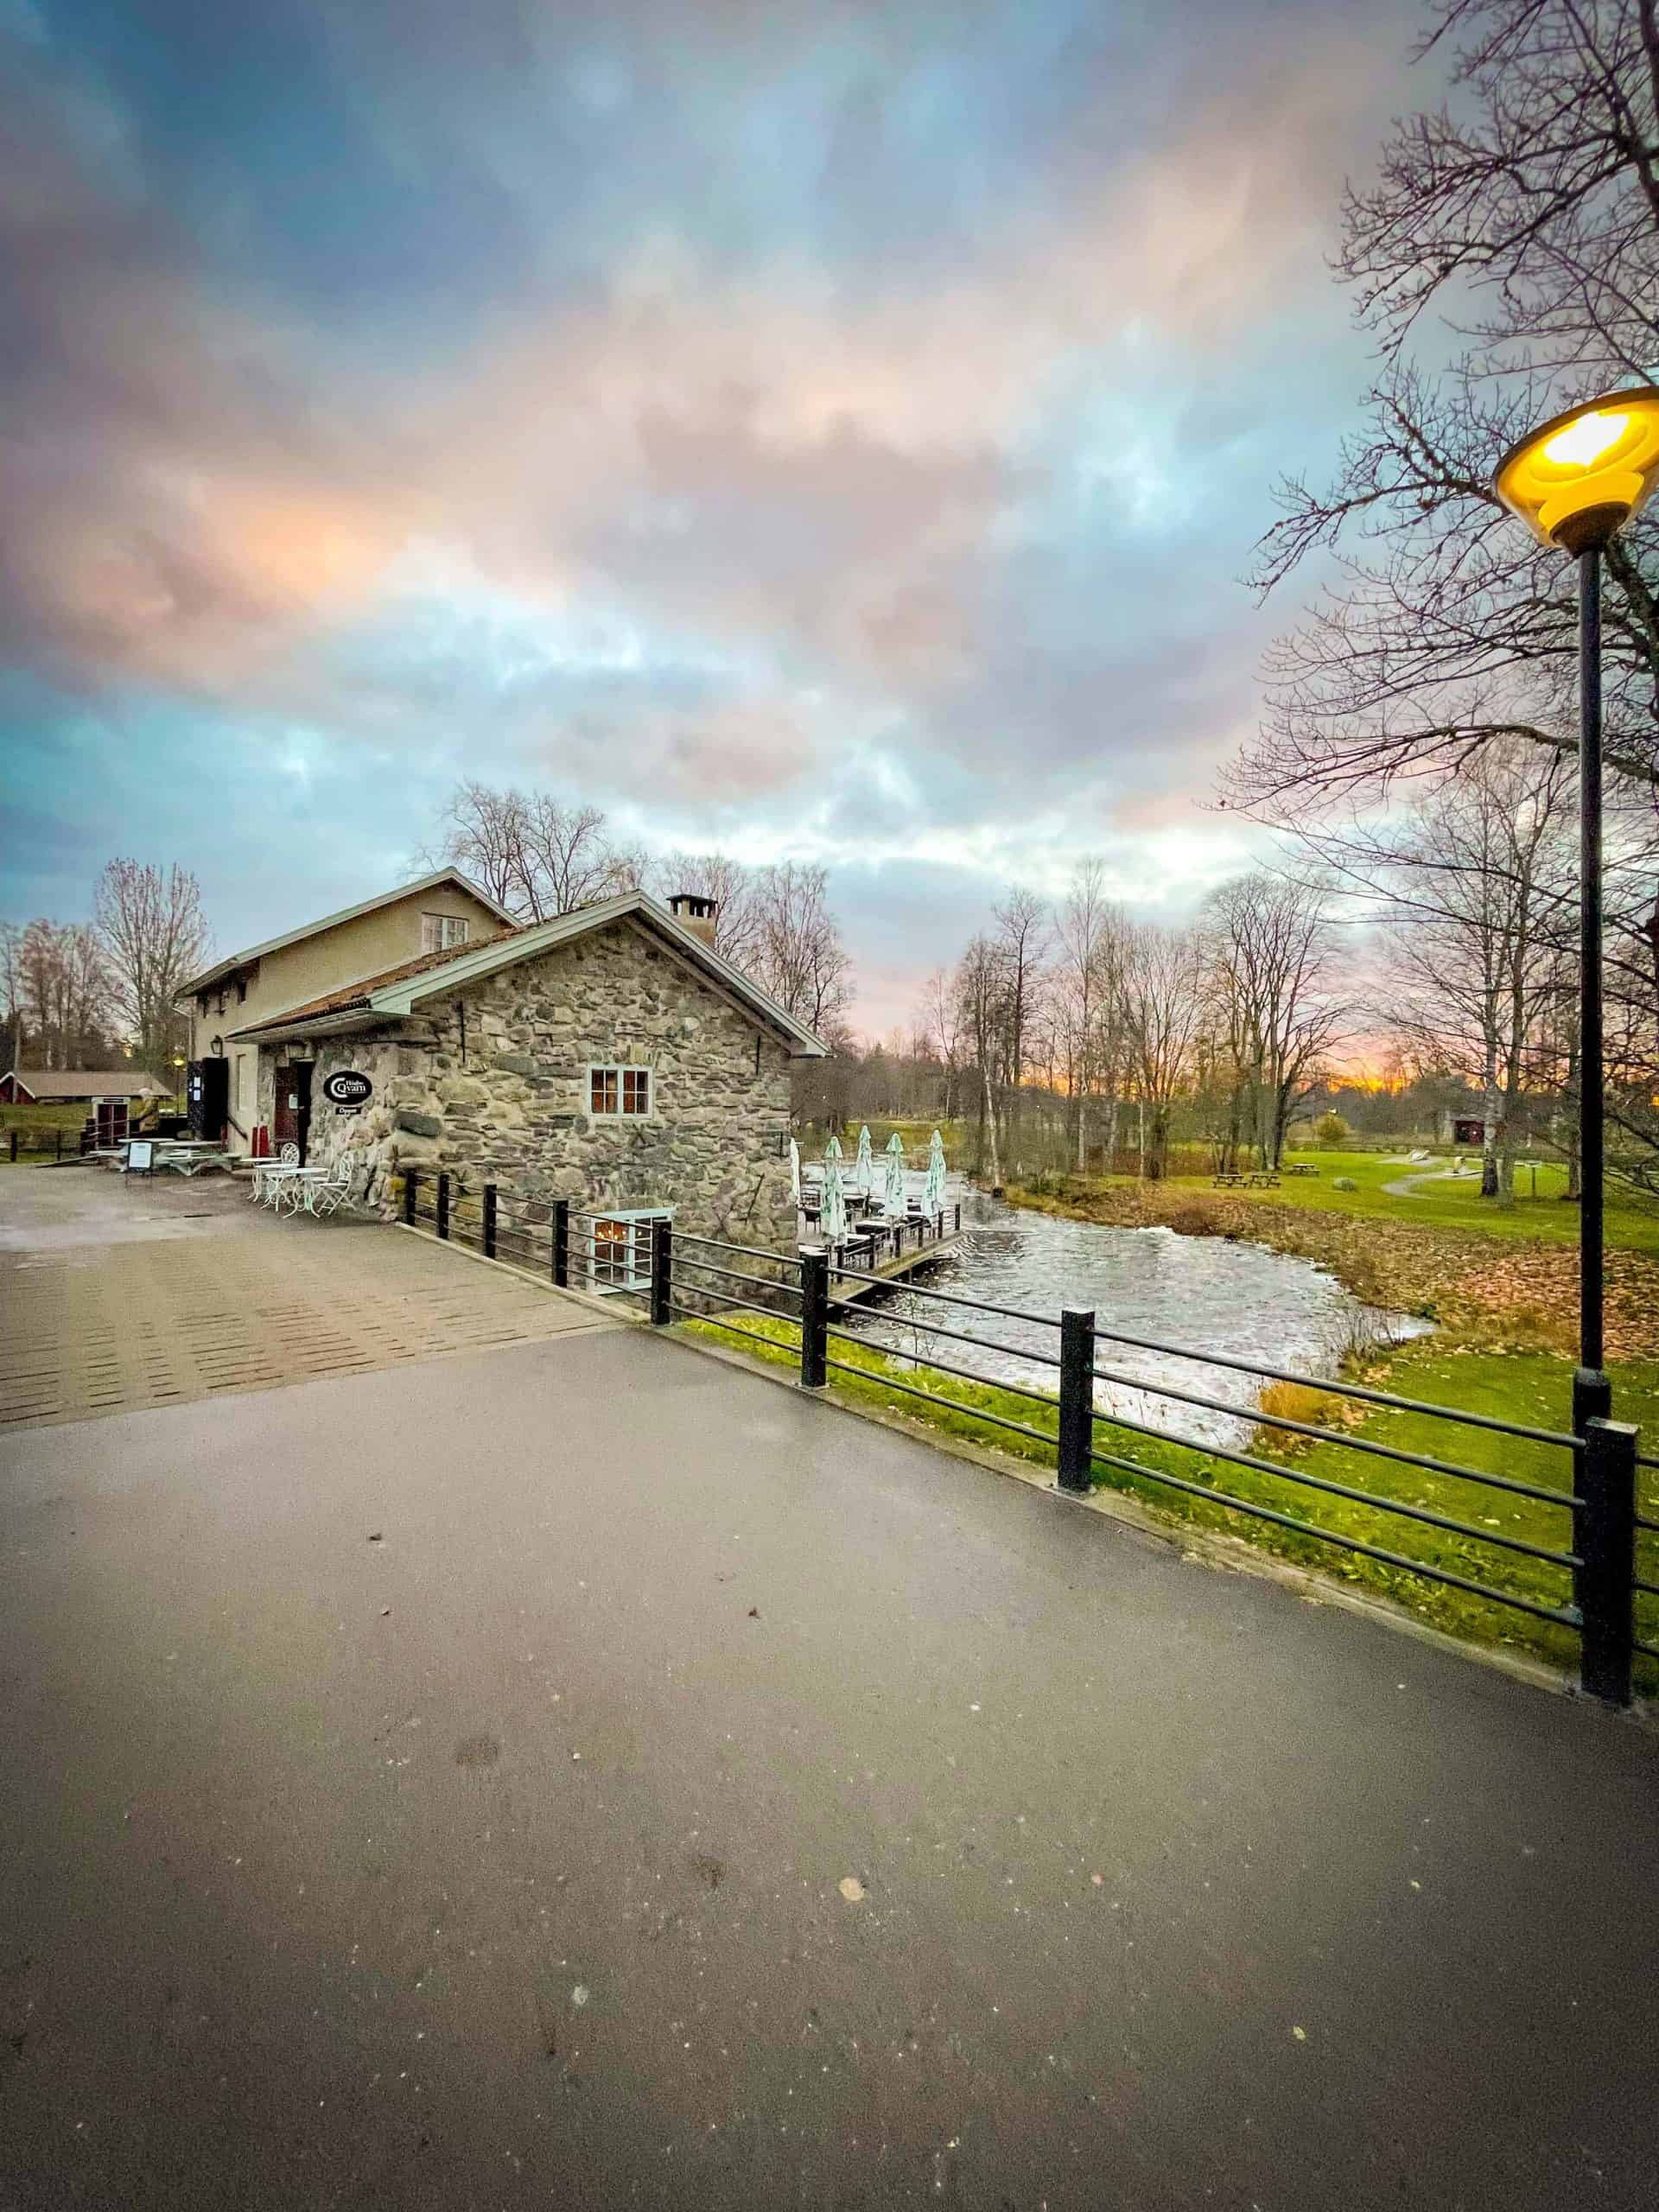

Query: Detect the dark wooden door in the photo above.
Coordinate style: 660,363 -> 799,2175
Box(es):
273,1063 -> 314,1163
95,1099 -> 129,1148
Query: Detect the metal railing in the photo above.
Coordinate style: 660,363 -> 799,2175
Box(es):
394,1173 -> 1649,1707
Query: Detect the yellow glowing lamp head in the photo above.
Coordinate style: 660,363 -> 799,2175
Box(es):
1494,386 -> 1659,554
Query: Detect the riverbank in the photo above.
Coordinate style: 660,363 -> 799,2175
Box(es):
1001,1172 -> 1659,1362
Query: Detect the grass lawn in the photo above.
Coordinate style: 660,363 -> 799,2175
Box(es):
678,1307 -> 1659,1692
0,1101 -> 92,1163
1157,1147 -> 1659,1256
0,1096 -> 185,1165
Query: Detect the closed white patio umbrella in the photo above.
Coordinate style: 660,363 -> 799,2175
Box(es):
854,1124 -> 874,1194
883,1131 -> 906,1216
789,1135 -> 801,1205
821,1161 -> 848,1248
925,1128 -> 947,1217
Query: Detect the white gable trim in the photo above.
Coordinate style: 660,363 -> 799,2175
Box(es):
179,869 -> 515,999
370,892 -> 828,1057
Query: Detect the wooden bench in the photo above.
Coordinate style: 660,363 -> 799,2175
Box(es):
1212,1173 -> 1248,1188
1283,1163 -> 1319,1177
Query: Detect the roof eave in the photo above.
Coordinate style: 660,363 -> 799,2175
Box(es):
177,868 -> 517,999
370,893 -> 829,1056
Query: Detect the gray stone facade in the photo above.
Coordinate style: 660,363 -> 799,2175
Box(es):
265,919 -> 797,1250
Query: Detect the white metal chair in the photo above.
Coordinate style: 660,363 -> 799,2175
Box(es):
307,1165 -> 355,1218
279,1142 -> 300,1164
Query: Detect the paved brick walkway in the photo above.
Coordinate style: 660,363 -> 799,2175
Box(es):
0,1169 -> 613,1427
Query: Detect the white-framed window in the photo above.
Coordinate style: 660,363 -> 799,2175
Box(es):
421,912 -> 472,953
577,1208 -> 671,1294
588,1064 -> 652,1118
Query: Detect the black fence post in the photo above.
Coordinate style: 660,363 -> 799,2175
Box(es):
8,1130 -> 16,1163
54,1128 -> 62,1162
1058,1306 -> 1096,1494
436,1172 -> 450,1242
482,1183 -> 497,1261
1578,1416 -> 1637,1705
649,1217 -> 672,1325
552,1199 -> 569,1288
954,1201 -> 962,1233
799,1246 -> 829,1389
403,1167 -> 417,1225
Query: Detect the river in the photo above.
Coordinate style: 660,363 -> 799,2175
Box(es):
831,1185 -> 1430,1448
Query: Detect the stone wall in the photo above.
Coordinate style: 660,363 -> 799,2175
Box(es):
289,919 -> 798,1250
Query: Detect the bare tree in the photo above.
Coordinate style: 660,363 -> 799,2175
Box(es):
655,851 -> 764,968
916,965 -> 963,1121
1054,860 -> 1127,1170
749,863 -> 852,1033
1236,0 -> 1658,813
0,923 -> 22,1075
1372,746 -> 1577,1194
954,935 -> 1006,1185
991,888 -> 1050,1164
432,781 -> 636,921
93,862 -> 207,1077
1119,923 -> 1208,1179
1205,874 -> 1344,1168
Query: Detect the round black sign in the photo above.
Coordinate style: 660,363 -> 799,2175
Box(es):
322,1069 -> 372,1107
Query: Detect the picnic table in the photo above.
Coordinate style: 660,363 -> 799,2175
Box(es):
120,1138 -> 232,1178
1283,1162 -> 1319,1176
1211,1171 -> 1281,1189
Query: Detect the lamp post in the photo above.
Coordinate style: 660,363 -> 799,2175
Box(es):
1493,387 -> 1659,1433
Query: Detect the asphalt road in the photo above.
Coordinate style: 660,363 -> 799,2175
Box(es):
3,1318 -> 1657,2209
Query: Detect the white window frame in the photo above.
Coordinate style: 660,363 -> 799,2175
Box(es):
587,1063 -> 653,1120
575,1206 -> 672,1294
421,912 -> 472,953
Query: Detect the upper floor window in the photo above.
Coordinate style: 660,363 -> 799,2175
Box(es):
590,1065 -> 652,1118
422,912 -> 471,953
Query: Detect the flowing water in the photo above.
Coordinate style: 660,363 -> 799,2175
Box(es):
831,1184 -> 1430,1449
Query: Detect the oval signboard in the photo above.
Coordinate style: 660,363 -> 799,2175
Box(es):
322,1070 -> 373,1108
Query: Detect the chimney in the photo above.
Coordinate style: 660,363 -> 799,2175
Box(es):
667,891 -> 719,947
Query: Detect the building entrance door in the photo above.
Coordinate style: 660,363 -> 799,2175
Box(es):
274,1063 -> 314,1164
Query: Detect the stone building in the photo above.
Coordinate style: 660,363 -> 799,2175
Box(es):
219,888 -> 825,1255
181,868 -> 512,1149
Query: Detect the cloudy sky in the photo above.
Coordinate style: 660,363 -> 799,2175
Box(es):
2,0 -> 1434,1035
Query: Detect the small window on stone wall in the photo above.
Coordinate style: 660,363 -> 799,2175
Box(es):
589,1065 -> 651,1117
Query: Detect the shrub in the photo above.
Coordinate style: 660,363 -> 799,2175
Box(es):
1253,1379 -> 1349,1455
1314,1111 -> 1350,1149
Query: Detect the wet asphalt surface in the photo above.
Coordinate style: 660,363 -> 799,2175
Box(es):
1,1209 -> 1657,2207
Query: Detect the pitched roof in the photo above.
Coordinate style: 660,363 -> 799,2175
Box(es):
228,925 -> 529,1032
178,869 -> 516,998
3,1069 -> 168,1098
227,893 -> 828,1056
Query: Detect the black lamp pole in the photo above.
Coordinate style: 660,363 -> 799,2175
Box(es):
1573,543 -> 1611,1438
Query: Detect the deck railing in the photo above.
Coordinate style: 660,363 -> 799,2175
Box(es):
396,1169 -> 1649,1708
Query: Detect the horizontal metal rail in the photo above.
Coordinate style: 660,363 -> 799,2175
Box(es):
1088,1444 -> 1580,1627
823,1354 -> 1058,1450
833,1301 -> 1065,1371
1634,1575 -> 1659,1599
824,1322 -> 1064,1416
676,1231 -> 803,1269
1085,1318 -> 1581,1452
826,1259 -> 1060,1333
676,1287 -> 796,1329
1636,1637 -> 1659,1662
675,1254 -> 802,1301
1087,1401 -> 1578,1569
1090,1359 -> 1575,1509
1638,1513 -> 1659,1535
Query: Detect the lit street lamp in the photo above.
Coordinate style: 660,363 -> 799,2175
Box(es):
1494,387 -> 1659,1433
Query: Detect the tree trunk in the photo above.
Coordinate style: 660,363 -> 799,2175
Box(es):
982,1063 -> 1001,1187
